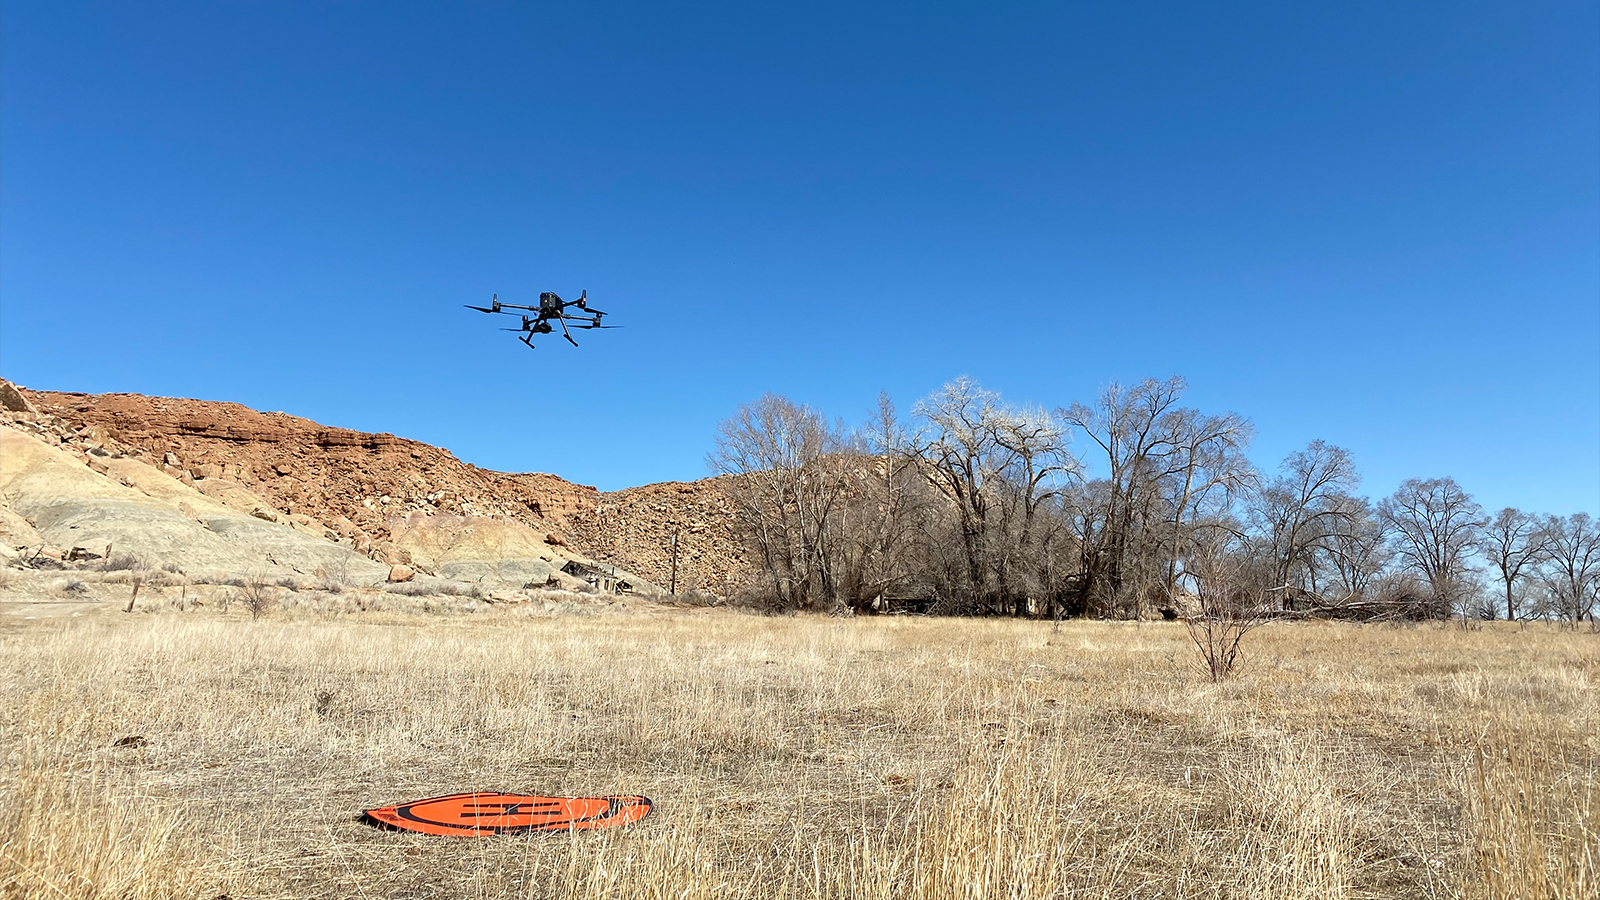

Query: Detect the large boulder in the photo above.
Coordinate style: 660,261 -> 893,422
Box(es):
0,381 -> 36,414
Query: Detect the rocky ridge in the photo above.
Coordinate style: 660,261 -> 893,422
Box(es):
2,381 -> 746,593
20,387 -> 599,565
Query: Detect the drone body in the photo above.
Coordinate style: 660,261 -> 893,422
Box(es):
465,290 -> 618,349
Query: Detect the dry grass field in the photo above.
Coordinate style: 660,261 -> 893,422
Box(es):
1,589 -> 1595,899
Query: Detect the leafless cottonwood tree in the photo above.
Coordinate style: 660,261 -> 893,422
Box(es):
1478,508 -> 1549,620
1322,502 -> 1394,613
913,378 -> 1074,615
1062,377 -> 1251,619
709,394 -> 850,609
1379,477 -> 1486,619
834,393 -> 933,613
1249,441 -> 1365,609
1540,513 -> 1599,624
1062,377 -> 1187,617
1157,406 -> 1253,608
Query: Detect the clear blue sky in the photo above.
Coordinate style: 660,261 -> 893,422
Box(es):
3,2 -> 1596,515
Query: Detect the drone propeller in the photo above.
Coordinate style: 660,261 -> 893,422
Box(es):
573,324 -> 622,330
466,292 -> 505,314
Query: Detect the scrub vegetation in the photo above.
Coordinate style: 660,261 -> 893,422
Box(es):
1,601 -> 1594,899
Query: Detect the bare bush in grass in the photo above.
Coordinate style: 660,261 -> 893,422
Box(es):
99,551 -> 149,572
312,564 -> 347,594
238,573 -> 276,619
1183,530 -> 1274,681
55,578 -> 89,597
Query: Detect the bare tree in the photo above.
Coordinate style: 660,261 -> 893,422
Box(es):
1062,377 -> 1187,617
709,394 -> 850,609
912,378 -> 1004,611
239,572 -> 276,619
1250,441 -> 1362,607
1323,500 -> 1392,609
988,402 -> 1080,614
1062,377 -> 1250,619
1379,477 -> 1486,619
1540,513 -> 1599,623
835,393 -> 932,613
913,378 -> 1074,615
1478,508 -> 1549,620
1157,407 -> 1253,611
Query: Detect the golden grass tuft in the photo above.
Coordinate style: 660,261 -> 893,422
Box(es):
1465,733 -> 1598,900
1,742 -> 213,899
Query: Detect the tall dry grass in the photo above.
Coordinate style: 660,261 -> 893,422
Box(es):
1,741 -> 214,899
0,605 -> 1594,899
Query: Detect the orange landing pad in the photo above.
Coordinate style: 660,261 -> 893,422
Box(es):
363,792 -> 652,836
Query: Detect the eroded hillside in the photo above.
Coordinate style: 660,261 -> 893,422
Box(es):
1,381 -> 745,593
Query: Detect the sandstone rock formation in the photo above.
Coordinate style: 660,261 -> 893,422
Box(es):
19,387 -> 601,563
0,379 -> 670,593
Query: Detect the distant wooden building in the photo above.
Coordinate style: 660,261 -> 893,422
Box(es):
561,560 -> 635,594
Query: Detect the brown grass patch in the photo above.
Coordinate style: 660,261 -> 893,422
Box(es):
0,608 -> 1593,898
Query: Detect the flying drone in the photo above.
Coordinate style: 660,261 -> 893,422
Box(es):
465,290 -> 619,349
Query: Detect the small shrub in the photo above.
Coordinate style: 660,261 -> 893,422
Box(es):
677,589 -> 722,607
99,552 -> 148,572
57,579 -> 89,596
238,573 -> 275,619
314,569 -> 345,594
161,561 -> 184,574
275,576 -> 302,592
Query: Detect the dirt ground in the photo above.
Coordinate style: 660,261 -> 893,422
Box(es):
1,594 -> 1595,900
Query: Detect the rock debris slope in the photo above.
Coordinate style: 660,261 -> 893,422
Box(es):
1,381 -> 690,592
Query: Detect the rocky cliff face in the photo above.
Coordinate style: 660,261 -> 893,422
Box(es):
4,382 -> 749,593
565,477 -> 747,596
22,388 -> 601,562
